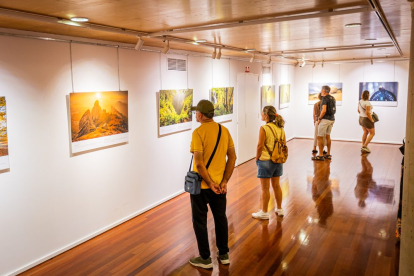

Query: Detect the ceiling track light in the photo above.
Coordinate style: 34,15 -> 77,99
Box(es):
70,17 -> 89,22
162,41 -> 170,54
371,59 -> 373,65
135,37 -> 144,50
322,61 -> 324,68
216,48 -> 222,60
250,54 -> 255,63
212,48 -> 217,59
267,55 -> 272,64
313,62 -> 316,68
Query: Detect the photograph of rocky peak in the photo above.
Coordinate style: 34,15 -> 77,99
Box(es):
70,91 -> 128,142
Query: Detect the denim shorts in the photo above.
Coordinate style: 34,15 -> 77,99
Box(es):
256,160 -> 283,178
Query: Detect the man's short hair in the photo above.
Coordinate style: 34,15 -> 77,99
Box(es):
202,112 -> 215,119
322,85 -> 331,94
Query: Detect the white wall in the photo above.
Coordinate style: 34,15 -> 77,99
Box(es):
0,36 -> 266,276
293,61 -> 409,144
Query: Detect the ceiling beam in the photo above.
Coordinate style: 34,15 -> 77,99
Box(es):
269,43 -> 395,56
367,0 -> 404,56
148,5 -> 371,37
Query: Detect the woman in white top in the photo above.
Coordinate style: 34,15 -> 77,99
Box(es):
252,106 -> 285,219
358,90 -> 375,153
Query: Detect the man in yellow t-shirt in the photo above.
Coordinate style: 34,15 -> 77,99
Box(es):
188,100 -> 237,269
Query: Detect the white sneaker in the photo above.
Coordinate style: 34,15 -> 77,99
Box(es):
252,210 -> 270,220
275,208 -> 284,217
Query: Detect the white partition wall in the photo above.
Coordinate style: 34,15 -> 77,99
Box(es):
237,73 -> 261,165
293,61 -> 409,144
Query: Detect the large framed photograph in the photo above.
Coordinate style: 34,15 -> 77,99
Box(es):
70,91 -> 129,153
210,87 -> 234,123
279,84 -> 291,110
261,85 -> 275,109
159,89 -> 193,136
0,97 -> 9,170
309,83 -> 342,106
359,82 -> 398,107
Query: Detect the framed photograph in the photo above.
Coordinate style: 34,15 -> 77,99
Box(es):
210,87 -> 234,123
359,82 -> 398,107
308,83 -> 342,106
0,96 -> 9,170
261,85 -> 275,109
279,84 -> 291,110
159,89 -> 193,136
70,91 -> 129,153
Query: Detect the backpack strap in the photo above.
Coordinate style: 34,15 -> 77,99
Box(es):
263,124 -> 279,155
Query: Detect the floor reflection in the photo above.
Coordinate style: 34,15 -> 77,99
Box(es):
355,154 -> 395,207
311,161 -> 334,226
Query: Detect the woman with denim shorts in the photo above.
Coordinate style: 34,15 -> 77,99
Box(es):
252,106 -> 285,220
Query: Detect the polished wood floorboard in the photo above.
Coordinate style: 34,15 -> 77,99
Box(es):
20,140 -> 402,276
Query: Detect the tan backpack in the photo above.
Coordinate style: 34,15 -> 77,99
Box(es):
264,124 -> 288,163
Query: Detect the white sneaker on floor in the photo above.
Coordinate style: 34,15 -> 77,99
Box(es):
252,210 -> 270,220
275,208 -> 284,217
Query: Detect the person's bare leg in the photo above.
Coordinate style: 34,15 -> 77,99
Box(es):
362,127 -> 368,146
313,122 -> 318,152
260,178 -> 271,212
318,136 -> 324,157
363,128 -> 375,147
270,176 -> 282,209
326,134 -> 332,155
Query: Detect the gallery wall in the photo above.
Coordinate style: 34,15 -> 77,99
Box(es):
293,61 -> 409,144
0,35 -> 294,275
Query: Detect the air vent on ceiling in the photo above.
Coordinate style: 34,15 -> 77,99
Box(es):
168,58 -> 187,71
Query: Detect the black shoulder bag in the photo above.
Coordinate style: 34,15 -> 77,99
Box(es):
184,124 -> 222,195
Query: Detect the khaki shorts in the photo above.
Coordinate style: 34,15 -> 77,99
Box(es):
318,119 -> 334,137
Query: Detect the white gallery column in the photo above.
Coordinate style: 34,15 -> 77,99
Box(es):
401,1 -> 414,275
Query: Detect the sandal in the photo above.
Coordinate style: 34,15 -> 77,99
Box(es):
312,156 -> 325,161
324,155 -> 332,160
312,150 -> 318,154
323,150 -> 327,155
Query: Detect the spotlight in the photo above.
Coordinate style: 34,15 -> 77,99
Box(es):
217,48 -> 222,60
299,60 -> 306,67
250,54 -> 255,63
267,56 -> 272,64
135,37 -> 144,50
322,61 -> 324,68
313,62 -> 316,68
371,59 -> 373,65
162,41 -> 170,54
212,48 -> 217,59
295,61 -> 299,67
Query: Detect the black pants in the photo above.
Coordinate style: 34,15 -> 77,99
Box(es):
190,189 -> 229,259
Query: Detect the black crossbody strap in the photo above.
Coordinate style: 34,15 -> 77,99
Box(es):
189,155 -> 193,172
206,124 -> 222,169
188,124 -> 222,172
359,101 -> 366,111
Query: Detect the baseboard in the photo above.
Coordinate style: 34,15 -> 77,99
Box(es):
293,136 -> 403,145
7,190 -> 186,276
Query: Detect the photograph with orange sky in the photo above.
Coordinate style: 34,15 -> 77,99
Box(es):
70,91 -> 128,142
0,97 -> 8,157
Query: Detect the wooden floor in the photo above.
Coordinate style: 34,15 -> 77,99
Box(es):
20,139 -> 402,276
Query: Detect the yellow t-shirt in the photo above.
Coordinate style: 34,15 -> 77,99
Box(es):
190,121 -> 235,189
260,123 -> 285,161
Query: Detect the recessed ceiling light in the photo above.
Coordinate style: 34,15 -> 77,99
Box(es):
186,41 -> 199,45
345,23 -> 362,28
245,49 -> 256,52
57,20 -> 83,27
70,17 -> 89,22
377,48 -> 386,50
195,39 -> 207,43
365,38 -> 377,41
